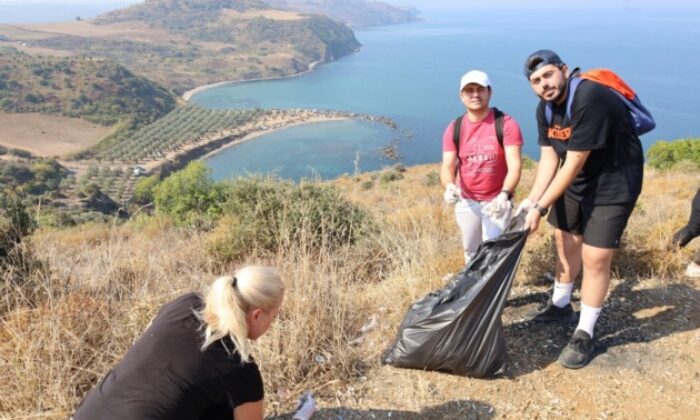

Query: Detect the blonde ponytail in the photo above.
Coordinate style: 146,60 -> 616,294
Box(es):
198,266 -> 284,362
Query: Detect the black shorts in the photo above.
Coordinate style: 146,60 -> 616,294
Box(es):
547,194 -> 636,249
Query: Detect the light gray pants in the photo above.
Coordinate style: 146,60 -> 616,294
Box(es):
455,197 -> 511,263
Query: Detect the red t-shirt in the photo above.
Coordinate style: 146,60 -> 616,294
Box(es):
442,109 -> 524,201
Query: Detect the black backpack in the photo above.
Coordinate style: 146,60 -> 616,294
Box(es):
452,107 -> 505,155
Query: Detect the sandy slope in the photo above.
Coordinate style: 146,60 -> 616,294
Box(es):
0,112 -> 112,158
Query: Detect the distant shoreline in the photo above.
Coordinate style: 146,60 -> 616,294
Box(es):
137,108 -> 398,177
198,116 -> 346,161
181,58 -> 328,101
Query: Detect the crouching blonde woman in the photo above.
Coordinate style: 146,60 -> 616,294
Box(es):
73,266 -> 284,420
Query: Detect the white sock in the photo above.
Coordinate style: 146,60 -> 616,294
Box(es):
551,281 -> 574,308
577,302 -> 602,338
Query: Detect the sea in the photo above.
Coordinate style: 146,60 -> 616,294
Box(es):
191,7 -> 700,181
2,4 -> 699,181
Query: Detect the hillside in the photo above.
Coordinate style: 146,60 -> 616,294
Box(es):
0,46 -> 176,126
264,0 -> 421,28
0,0 -> 361,94
1,162 -> 699,418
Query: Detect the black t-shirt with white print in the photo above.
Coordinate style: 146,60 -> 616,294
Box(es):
536,78 -> 644,205
73,293 -> 263,420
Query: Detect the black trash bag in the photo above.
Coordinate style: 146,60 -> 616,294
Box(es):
382,215 -> 529,377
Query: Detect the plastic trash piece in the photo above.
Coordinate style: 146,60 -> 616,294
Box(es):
292,392 -> 316,420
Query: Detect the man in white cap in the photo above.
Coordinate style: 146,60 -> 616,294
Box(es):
441,69 -> 524,264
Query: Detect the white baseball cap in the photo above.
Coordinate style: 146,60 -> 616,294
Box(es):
459,70 -> 491,91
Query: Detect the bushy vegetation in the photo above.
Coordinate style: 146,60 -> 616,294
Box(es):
133,174 -> 161,204
97,1 -> 359,63
46,0 -> 361,93
379,165 -> 405,185
0,190 -> 43,315
0,158 -> 69,196
0,47 -> 176,127
208,175 -> 375,262
422,170 -> 440,187
264,0 -> 420,28
78,183 -> 121,215
0,191 -> 35,261
153,161 -> 226,226
147,162 -> 375,259
244,16 -> 360,62
646,138 -> 700,169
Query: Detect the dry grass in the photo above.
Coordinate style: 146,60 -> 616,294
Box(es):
1,164 -> 698,419
0,112 -> 113,158
0,21 -> 177,43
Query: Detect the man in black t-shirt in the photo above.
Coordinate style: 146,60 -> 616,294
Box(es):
517,50 -> 644,369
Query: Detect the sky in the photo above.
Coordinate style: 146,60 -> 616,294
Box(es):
0,0 -> 140,4
387,0 -> 700,9
0,0 -> 698,7
0,0 -> 698,25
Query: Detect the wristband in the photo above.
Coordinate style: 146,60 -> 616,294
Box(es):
534,203 -> 549,217
501,189 -> 513,200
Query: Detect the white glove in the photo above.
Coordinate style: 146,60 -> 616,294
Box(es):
483,191 -> 512,219
443,183 -> 461,205
292,392 -> 316,420
515,198 -> 536,216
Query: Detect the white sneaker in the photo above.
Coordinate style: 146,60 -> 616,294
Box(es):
686,262 -> 700,278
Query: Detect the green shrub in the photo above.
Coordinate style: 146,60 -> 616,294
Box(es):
0,191 -> 45,314
0,159 -> 67,196
8,148 -> 32,159
646,139 -> 700,169
361,180 -> 374,190
0,191 -> 35,261
379,167 -> 404,185
422,171 -> 440,187
133,174 -> 160,204
154,162 -> 225,226
1,163 -> 33,184
207,176 -> 375,262
79,182 -> 101,199
79,183 -> 120,215
36,210 -> 76,228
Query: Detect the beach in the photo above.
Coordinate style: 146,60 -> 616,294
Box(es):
181,59 -> 326,101
140,111 -> 350,174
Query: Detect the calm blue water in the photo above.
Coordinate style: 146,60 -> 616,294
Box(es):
206,120 -> 396,179
194,7 -> 700,181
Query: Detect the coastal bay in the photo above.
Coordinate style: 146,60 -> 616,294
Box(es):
192,7 -> 700,180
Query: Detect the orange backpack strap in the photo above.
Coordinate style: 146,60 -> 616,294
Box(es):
580,69 -> 636,100
547,68 -> 656,136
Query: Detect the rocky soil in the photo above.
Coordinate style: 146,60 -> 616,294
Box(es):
271,276 -> 700,419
